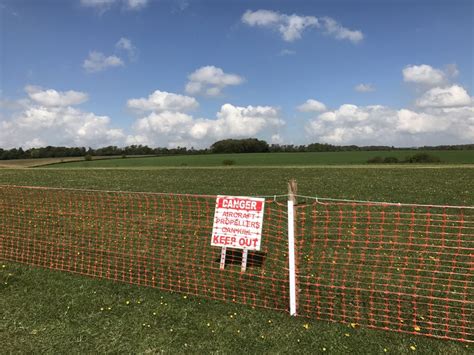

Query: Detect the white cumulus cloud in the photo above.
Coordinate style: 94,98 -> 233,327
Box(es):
403,64 -> 446,86
83,51 -> 124,73
242,9 -> 318,42
25,85 -> 89,107
210,104 -> 283,138
128,100 -> 284,148
304,68 -> 473,146
0,86 -> 124,149
127,90 -> 199,113
242,9 -> 363,43
416,85 -> 471,108
185,66 -> 244,97
297,99 -> 327,112
305,101 -> 474,146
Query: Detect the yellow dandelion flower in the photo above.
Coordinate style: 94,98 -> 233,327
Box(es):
350,322 -> 357,328
322,347 -> 326,352
410,345 -> 416,351
268,320 -> 272,324
100,307 -> 104,311
414,326 -> 421,332
261,335 -> 265,339
125,300 -> 130,305
384,348 -> 388,352
344,333 -> 350,337
207,323 -> 210,327
153,312 -> 157,316
303,323 -> 310,330
183,295 -> 187,299
237,330 -> 240,333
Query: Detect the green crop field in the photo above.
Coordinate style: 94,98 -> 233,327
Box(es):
1,165 -> 473,353
41,150 -> 474,168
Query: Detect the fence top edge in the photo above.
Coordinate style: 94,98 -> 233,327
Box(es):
1,184 -> 471,209
295,194 -> 474,210
0,184 -> 286,201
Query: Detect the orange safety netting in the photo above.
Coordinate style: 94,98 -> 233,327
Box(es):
0,185 -> 472,342
0,185 -> 289,311
295,198 -> 473,342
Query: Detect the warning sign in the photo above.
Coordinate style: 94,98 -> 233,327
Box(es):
211,195 -> 265,251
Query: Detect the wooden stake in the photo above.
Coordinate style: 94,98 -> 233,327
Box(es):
288,178 -> 298,205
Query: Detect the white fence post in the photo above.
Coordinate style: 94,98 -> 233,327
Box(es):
287,200 -> 297,316
287,179 -> 297,316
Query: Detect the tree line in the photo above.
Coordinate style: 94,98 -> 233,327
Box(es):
0,139 -> 473,160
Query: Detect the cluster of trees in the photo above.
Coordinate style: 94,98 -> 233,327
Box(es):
269,143 -> 474,153
210,139 -> 269,153
0,145 -> 196,160
0,146 -> 87,160
0,139 -> 472,160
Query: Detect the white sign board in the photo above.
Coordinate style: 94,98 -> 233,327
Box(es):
211,195 -> 265,251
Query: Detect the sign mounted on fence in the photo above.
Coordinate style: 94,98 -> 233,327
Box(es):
211,195 -> 265,251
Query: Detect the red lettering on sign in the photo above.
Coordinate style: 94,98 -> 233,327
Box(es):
218,197 -> 263,211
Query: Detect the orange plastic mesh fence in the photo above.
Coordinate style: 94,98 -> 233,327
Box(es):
0,185 -> 472,342
0,185 -> 289,311
294,198 -> 473,342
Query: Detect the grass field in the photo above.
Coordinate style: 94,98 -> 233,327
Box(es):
1,165 -> 473,353
41,150 -> 474,168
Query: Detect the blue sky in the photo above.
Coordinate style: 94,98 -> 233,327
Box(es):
0,0 -> 473,148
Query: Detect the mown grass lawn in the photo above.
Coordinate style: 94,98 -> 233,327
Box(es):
1,166 -> 473,353
1,262 -> 471,354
